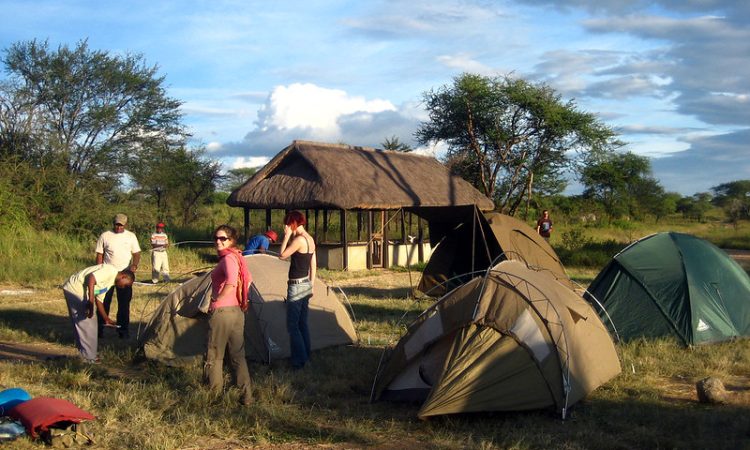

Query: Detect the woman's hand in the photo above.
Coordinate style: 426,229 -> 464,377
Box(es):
104,317 -> 117,327
284,224 -> 292,236
86,301 -> 95,318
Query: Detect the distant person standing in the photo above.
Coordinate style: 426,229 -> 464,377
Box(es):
242,230 -> 278,255
96,213 -> 141,339
62,264 -> 134,363
150,222 -> 171,284
536,210 -> 553,241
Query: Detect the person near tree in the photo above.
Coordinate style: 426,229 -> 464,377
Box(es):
95,213 -> 141,339
150,222 -> 171,283
536,210 -> 553,241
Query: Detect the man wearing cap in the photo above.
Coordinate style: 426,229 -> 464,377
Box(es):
150,222 -> 171,284
242,230 -> 278,255
95,213 -> 141,339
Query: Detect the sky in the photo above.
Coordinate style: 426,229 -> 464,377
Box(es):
1,0 -> 748,196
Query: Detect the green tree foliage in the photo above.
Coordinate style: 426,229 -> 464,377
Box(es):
0,39 -> 222,236
129,145 -> 222,226
2,39 -> 185,179
220,167 -> 258,193
711,180 -> 750,226
416,73 -> 621,215
580,151 -> 672,220
677,192 -> 713,222
381,135 -> 412,152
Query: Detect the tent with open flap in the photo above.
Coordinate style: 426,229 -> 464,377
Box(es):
372,260 -> 620,418
418,208 -> 572,296
139,254 -> 358,364
584,232 -> 750,346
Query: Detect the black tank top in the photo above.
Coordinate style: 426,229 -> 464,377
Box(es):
289,236 -> 313,279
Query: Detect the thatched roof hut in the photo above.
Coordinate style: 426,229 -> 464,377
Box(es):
226,140 -> 495,270
227,140 -> 495,210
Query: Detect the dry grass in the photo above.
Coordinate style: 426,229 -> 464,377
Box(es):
1,267 -> 749,449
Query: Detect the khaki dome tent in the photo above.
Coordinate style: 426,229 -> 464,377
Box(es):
584,232 -> 750,346
373,260 -> 620,419
418,208 -> 572,296
140,254 -> 357,364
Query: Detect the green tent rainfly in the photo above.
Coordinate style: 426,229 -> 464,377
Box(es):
585,232 -> 750,346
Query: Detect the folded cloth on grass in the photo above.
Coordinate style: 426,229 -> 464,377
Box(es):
8,397 -> 95,438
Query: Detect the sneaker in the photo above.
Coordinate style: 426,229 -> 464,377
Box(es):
83,358 -> 101,365
152,280 -> 159,284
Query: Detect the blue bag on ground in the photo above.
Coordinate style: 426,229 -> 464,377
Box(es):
0,388 -> 31,415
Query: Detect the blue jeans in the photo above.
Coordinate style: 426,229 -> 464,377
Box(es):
286,281 -> 312,368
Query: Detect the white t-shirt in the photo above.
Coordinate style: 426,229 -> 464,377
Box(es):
63,264 -> 119,300
95,230 -> 141,270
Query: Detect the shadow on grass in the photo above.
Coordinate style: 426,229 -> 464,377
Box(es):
351,302 -> 426,324
0,308 -> 150,350
340,285 -> 415,299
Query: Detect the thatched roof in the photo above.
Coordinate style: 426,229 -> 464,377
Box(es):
227,140 -> 495,211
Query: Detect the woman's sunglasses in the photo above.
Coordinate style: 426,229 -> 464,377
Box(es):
214,236 -> 229,242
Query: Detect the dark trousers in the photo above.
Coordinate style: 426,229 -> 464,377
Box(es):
98,284 -> 132,335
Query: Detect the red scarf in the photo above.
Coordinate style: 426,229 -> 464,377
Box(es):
218,247 -> 252,311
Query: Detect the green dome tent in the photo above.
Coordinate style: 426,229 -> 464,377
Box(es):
584,232 -> 750,346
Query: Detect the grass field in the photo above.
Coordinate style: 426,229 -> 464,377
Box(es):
1,264 -> 749,449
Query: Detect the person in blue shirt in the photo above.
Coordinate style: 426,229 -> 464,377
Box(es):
242,230 -> 278,255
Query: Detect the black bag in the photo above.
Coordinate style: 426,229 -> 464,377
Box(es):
41,422 -> 94,448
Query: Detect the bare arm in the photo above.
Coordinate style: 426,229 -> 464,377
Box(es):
309,251 -> 317,283
86,274 -> 114,325
279,226 -> 303,260
96,252 -> 103,265
130,252 -> 141,271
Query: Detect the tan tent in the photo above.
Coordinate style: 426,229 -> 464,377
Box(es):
373,260 -> 620,418
140,254 -> 358,364
419,207 -> 573,296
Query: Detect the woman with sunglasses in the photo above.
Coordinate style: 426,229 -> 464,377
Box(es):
205,224 -> 253,405
279,211 -> 316,370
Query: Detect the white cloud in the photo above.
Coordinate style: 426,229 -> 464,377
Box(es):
255,83 -> 396,137
209,83 -> 422,159
437,53 -> 496,76
232,156 -> 271,169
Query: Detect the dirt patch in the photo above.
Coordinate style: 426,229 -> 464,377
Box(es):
662,374 -> 750,405
0,340 -> 77,362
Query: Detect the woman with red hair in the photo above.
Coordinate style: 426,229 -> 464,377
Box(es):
279,211 -> 316,369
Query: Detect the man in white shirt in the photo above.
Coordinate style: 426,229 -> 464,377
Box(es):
95,213 -> 141,339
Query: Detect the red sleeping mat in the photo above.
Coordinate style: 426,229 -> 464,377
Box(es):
8,397 -> 96,438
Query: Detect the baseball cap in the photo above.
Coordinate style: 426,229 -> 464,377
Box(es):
157,222 -> 166,228
264,230 -> 278,242
114,214 -> 128,226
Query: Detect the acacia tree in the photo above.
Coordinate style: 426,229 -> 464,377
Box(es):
129,144 -> 222,226
3,39 -> 185,180
416,73 -> 621,215
581,151 -> 670,220
712,180 -> 750,226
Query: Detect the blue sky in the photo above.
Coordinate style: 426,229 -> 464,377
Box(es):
1,0 -> 748,195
